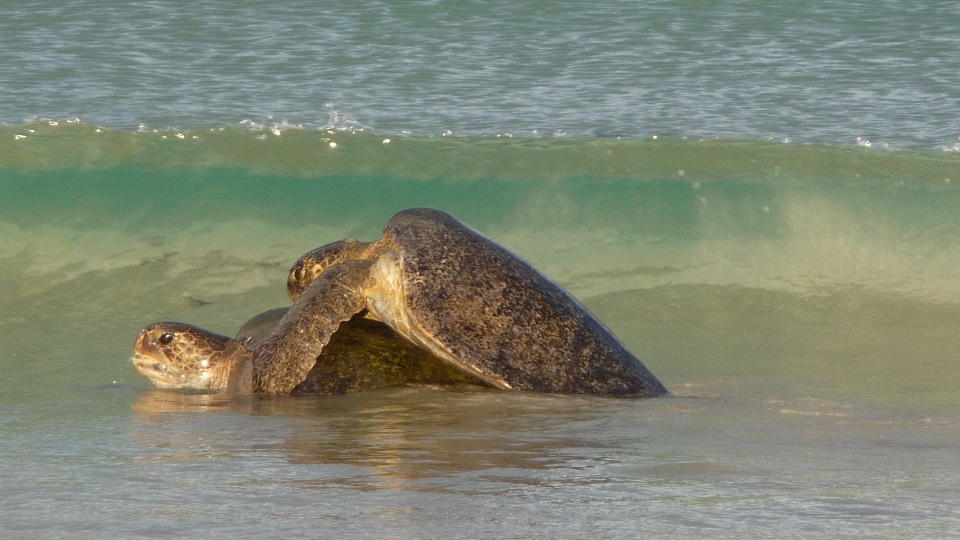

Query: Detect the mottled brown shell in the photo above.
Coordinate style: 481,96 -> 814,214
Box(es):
384,208 -> 667,396
283,208 -> 668,397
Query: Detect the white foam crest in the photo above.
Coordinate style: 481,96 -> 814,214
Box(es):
238,117 -> 307,136
943,136 -> 960,152
236,105 -> 368,138
319,104 -> 367,132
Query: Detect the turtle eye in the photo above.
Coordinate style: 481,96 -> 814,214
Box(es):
158,332 -> 176,345
292,262 -> 303,282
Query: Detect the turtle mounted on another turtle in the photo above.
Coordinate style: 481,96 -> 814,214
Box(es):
133,208 -> 668,397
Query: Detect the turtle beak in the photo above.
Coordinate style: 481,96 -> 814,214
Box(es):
132,329 -> 176,387
131,353 -> 164,375
134,330 -> 148,355
131,353 -> 183,389
287,262 -> 304,300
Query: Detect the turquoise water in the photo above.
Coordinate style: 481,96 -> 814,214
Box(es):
2,1 -> 960,538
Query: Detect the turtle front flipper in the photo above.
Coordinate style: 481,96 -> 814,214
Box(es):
253,259 -> 377,394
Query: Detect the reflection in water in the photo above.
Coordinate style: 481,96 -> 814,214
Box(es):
133,390 -> 244,416
119,388 -> 960,537
132,387 -> 667,493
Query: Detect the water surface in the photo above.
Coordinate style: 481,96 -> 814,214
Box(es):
2,1 -> 960,538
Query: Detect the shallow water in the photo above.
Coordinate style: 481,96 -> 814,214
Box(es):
3,134 -> 960,538
3,0 -> 960,538
2,384 -> 959,538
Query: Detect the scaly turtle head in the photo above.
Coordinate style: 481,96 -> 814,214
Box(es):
287,238 -> 376,300
132,322 -> 235,391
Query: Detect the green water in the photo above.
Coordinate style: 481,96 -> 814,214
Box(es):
0,129 -> 960,537
3,129 -> 960,539
4,127 -> 960,404
3,0 -> 960,535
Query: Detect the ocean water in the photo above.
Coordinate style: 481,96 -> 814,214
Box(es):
2,2 -> 960,539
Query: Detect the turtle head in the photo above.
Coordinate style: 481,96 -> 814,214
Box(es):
132,322 -> 234,391
287,238 -> 373,300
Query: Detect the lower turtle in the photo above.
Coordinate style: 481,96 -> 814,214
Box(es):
133,307 -> 480,394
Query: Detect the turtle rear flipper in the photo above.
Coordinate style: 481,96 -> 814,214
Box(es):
253,259 -> 376,394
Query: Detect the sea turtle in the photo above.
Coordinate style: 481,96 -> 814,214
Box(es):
133,207 -> 667,397
133,308 -> 480,394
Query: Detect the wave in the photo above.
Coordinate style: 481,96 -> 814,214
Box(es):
2,121 -> 960,304
3,119 -> 960,176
